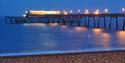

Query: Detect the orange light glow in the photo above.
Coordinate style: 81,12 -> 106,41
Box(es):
92,28 -> 111,48
92,28 -> 103,34
94,32 -> 111,48
94,9 -> 100,15
75,27 -> 87,32
64,12 -> 68,15
117,31 -> 125,38
116,31 -> 125,45
63,10 -> 68,15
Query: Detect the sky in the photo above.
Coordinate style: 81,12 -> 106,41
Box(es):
0,0 -> 125,16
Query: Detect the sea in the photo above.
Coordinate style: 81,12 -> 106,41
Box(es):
0,17 -> 125,56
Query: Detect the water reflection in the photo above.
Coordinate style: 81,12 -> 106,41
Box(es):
49,23 -> 58,27
116,31 -> 125,46
74,27 -> 87,32
1,22 -> 125,56
92,28 -> 103,34
92,28 -> 111,48
60,25 -> 67,29
23,23 -> 47,27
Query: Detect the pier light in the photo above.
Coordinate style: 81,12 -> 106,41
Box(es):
64,12 -> 68,15
94,9 -> 100,15
121,8 -> 125,13
70,10 -> 73,13
25,11 -> 28,13
84,9 -> 89,14
104,9 -> 109,13
77,10 -> 81,13
22,14 -> 26,17
63,10 -> 68,15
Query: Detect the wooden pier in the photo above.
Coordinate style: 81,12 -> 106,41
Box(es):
5,13 -> 125,30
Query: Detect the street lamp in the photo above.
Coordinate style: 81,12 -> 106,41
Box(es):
64,12 -> 68,15
70,10 -> 73,14
77,10 -> 81,14
22,14 -> 26,17
104,9 -> 109,13
94,9 -> 100,15
84,9 -> 89,14
122,8 -> 125,13
63,10 -> 68,15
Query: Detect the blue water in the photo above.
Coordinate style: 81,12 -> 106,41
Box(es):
0,17 -> 125,56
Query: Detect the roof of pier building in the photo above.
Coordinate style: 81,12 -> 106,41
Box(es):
25,10 -> 61,15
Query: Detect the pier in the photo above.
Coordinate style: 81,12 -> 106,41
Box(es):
5,13 -> 125,30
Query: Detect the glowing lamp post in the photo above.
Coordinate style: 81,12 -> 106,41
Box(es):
84,9 -> 89,14
104,9 -> 109,13
22,14 -> 26,17
121,8 -> 125,13
70,10 -> 73,14
77,10 -> 81,14
63,10 -> 68,15
64,12 -> 68,15
25,11 -> 28,14
94,9 -> 100,15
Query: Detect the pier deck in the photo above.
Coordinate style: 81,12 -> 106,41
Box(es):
5,13 -> 125,30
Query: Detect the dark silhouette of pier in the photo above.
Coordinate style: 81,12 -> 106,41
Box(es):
5,13 -> 125,30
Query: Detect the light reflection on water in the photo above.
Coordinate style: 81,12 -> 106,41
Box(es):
74,27 -> 87,32
92,28 -> 111,48
92,28 -> 103,34
60,25 -> 67,29
116,31 -> 125,46
0,23 -> 125,56
23,23 -> 47,27
20,23 -> 125,48
49,23 -> 59,27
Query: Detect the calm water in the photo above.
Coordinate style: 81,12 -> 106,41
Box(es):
0,17 -> 125,56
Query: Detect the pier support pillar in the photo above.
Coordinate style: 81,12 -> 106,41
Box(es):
123,17 -> 125,30
109,17 -> 112,29
84,17 -> 87,27
78,18 -> 81,26
104,16 -> 106,28
97,16 -> 100,28
93,17 -> 96,27
87,16 -> 90,27
116,17 -> 118,30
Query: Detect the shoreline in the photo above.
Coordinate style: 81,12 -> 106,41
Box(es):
0,50 -> 125,63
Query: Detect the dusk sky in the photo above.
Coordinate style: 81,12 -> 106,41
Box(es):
0,0 -> 125,16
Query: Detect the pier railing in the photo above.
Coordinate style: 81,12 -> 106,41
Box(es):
5,13 -> 125,30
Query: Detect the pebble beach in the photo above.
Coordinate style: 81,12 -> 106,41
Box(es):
0,50 -> 125,63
